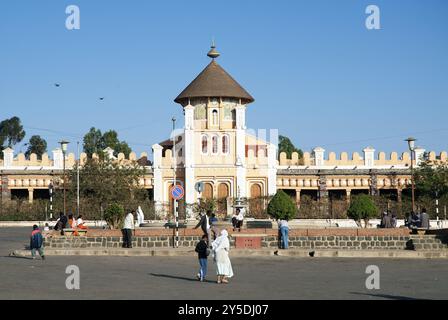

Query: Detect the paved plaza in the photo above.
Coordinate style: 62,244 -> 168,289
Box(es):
0,228 -> 447,300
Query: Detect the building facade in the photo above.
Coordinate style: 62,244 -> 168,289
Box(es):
1,46 -> 447,218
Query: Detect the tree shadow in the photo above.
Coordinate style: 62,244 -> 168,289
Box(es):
350,292 -> 429,300
149,273 -> 215,283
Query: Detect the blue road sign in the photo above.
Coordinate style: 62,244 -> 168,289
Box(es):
170,185 -> 184,200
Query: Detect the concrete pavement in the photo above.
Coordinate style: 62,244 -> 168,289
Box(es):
1,227 -> 448,300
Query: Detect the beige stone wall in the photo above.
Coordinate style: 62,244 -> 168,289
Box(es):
279,150 -> 448,167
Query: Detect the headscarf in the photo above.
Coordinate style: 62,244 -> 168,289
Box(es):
212,229 -> 230,252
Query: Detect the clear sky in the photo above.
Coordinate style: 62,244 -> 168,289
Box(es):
1,0 -> 447,157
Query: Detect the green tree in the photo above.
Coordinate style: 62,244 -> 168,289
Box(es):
347,194 -> 378,227
83,128 -> 132,158
66,156 -> 146,220
415,161 -> 448,199
104,203 -> 125,229
25,135 -> 47,159
102,130 -> 132,157
0,117 -> 26,148
83,127 -> 103,157
278,135 -> 303,158
267,190 -> 297,220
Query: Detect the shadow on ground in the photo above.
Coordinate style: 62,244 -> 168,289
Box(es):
149,273 -> 215,284
350,292 -> 428,300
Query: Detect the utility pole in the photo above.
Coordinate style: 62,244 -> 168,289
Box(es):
49,182 -> 54,220
172,117 -> 178,248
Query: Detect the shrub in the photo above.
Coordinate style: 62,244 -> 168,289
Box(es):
347,194 -> 378,226
267,190 -> 297,220
104,203 -> 125,229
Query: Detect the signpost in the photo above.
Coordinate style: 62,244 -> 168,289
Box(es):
170,184 -> 184,248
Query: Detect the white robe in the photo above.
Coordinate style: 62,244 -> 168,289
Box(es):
212,232 -> 234,278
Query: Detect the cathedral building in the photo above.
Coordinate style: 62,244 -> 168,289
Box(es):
151,45 -> 277,218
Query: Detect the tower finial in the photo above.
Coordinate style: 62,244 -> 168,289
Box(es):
207,39 -> 220,60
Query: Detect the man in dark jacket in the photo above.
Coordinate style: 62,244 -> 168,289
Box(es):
54,212 -> 68,235
30,225 -> 45,260
194,211 -> 211,247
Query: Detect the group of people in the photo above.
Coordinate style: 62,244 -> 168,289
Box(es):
194,210 -> 234,284
406,208 -> 431,229
379,211 -> 397,229
54,212 -> 88,235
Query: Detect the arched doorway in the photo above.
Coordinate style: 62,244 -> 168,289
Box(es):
202,183 -> 213,200
249,184 -> 264,218
217,183 -> 229,218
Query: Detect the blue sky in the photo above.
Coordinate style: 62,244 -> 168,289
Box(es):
1,0 -> 447,157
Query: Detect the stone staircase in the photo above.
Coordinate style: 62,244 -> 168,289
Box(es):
408,235 -> 448,251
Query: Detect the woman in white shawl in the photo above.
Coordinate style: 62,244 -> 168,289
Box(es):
212,229 -> 234,284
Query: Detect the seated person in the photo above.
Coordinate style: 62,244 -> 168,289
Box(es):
236,209 -> 244,232
76,215 -> 88,230
68,214 -> 79,236
54,212 -> 68,235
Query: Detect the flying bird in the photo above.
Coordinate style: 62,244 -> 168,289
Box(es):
54,83 -> 61,87
99,97 -> 105,101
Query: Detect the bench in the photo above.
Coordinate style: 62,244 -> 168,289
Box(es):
246,221 -> 273,229
62,229 -> 88,236
164,222 -> 187,229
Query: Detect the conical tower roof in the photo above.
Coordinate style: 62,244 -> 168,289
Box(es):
174,46 -> 254,105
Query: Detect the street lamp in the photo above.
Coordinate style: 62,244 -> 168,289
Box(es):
59,140 -> 69,217
405,137 -> 416,213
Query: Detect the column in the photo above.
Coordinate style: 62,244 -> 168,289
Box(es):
267,144 -> 277,196
28,188 -> 34,204
184,104 -> 196,220
295,189 -> 301,206
52,149 -> 64,169
346,189 -> 351,203
397,188 -> 402,203
363,147 -> 375,167
2,148 -> 14,167
313,147 -> 325,167
235,104 -> 247,197
152,144 -> 163,215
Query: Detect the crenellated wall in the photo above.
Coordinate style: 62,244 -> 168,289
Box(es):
1,148 -> 149,169
278,148 -> 447,168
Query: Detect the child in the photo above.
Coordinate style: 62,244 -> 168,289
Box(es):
195,235 -> 209,282
30,225 -> 45,260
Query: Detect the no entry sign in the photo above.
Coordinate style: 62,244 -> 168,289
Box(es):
170,185 -> 184,200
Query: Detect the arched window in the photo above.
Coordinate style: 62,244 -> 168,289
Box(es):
212,110 -> 218,126
201,135 -> 208,154
222,135 -> 229,154
212,135 -> 218,154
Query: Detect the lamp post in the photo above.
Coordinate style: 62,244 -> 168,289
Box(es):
405,137 -> 416,213
59,140 -> 69,216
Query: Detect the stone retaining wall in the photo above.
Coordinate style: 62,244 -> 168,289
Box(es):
43,231 -> 448,251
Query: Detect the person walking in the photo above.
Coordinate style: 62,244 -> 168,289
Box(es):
279,219 -> 290,249
194,211 -> 211,247
122,210 -> 135,248
212,229 -> 233,284
209,213 -> 219,240
30,225 -> 45,260
195,235 -> 210,282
